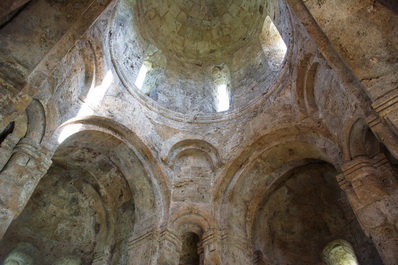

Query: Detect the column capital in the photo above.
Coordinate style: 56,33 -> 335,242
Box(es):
341,154 -> 390,182
336,173 -> 352,192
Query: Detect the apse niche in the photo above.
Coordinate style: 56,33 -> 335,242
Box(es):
110,0 -> 292,115
0,131 -> 136,264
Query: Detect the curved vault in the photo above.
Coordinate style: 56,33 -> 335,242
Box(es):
110,0 -> 292,115
0,130 -> 161,264
252,162 -> 382,265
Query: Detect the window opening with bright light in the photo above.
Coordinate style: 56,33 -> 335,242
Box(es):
323,240 -> 359,265
135,61 -> 151,90
211,65 -> 231,112
260,16 -> 287,71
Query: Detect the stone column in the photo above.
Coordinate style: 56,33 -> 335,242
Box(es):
156,229 -> 181,265
202,230 -> 222,265
0,133 -> 20,170
0,138 -> 52,239
0,62 -> 32,130
337,154 -> 398,265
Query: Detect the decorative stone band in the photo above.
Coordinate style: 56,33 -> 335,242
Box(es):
339,154 -> 397,208
338,154 -> 398,243
156,228 -> 182,265
252,250 -> 264,264
128,228 -> 157,249
372,89 -> 398,117
92,247 -> 111,265
14,138 -> 45,159
129,227 -> 185,264
158,228 -> 180,248
372,89 -> 398,136
202,229 -> 222,251
202,229 -> 222,263
340,154 -> 390,183
12,138 -> 52,173
367,114 -> 398,159
1,133 -> 20,150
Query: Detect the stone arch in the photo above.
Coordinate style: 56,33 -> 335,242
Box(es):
1,131 -> 133,263
169,206 -> 220,265
348,118 -> 381,159
250,162 -> 382,265
213,126 -> 343,206
3,242 -> 38,265
52,116 -> 170,227
162,137 -> 223,171
295,54 -> 312,118
213,127 -> 344,263
294,54 -> 323,119
1,116 -> 170,264
179,232 -> 202,265
305,61 -> 320,113
170,207 -> 214,237
322,239 -> 359,265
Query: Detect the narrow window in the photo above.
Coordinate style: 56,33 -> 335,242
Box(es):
135,61 -> 151,90
179,232 -> 200,265
211,66 -> 231,112
216,83 -> 229,112
260,16 -> 287,71
323,240 -> 359,265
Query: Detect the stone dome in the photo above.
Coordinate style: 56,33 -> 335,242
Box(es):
140,0 -> 265,65
111,0 -> 292,116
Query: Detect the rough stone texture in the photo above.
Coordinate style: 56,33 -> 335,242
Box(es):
0,0 -> 398,264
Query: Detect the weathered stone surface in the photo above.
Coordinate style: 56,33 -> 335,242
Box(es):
0,0 -> 397,264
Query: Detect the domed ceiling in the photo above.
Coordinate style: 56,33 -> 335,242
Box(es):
140,0 -> 265,65
110,0 -> 292,116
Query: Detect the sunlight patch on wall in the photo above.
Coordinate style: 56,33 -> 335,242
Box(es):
135,61 -> 151,90
58,70 -> 113,143
260,16 -> 287,71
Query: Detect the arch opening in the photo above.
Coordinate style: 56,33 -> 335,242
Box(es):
322,240 -> 359,265
179,232 -> 202,265
251,162 -> 383,265
0,129 -> 162,264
